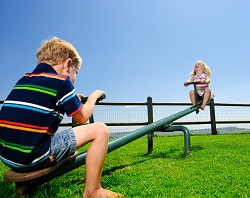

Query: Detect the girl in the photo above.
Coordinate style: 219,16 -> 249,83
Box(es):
184,60 -> 214,112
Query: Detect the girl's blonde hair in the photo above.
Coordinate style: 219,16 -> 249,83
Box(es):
36,37 -> 82,69
190,60 -> 212,78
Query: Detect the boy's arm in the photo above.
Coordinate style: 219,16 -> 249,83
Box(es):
73,90 -> 105,124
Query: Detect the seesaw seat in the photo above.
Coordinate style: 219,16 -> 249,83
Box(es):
4,151 -> 78,183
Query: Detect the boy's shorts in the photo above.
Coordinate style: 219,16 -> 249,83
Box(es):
50,128 -> 77,163
13,128 -> 77,172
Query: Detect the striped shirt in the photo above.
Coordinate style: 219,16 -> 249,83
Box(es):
193,73 -> 215,99
0,63 -> 82,169
193,73 -> 209,96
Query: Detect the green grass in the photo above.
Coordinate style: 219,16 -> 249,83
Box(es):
1,134 -> 250,198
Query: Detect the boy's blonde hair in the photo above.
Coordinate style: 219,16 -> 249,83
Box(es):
36,37 -> 82,69
190,60 -> 212,78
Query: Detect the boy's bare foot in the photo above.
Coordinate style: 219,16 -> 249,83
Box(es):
84,188 -> 123,198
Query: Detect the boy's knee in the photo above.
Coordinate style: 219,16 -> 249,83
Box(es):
95,122 -> 109,138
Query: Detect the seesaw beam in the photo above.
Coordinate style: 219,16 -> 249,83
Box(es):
14,103 -> 201,194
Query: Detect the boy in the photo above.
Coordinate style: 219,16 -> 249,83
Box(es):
0,37 -> 121,198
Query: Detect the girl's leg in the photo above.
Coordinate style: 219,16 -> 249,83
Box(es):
200,87 -> 211,110
189,90 -> 196,106
73,122 -> 122,198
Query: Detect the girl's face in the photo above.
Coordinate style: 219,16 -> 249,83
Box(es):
194,62 -> 204,71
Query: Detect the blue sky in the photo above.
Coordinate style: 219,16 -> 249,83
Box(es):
0,1 -> 250,103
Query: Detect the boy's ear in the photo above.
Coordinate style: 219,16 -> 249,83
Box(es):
63,58 -> 72,69
67,58 -> 73,66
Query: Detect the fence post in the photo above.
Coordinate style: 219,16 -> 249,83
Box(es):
72,118 -> 78,128
147,96 -> 154,154
209,99 -> 217,135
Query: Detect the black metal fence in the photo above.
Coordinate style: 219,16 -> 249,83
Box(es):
84,98 -> 250,136
1,98 -> 250,137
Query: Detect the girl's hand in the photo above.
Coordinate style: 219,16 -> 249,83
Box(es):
200,79 -> 206,84
184,81 -> 189,87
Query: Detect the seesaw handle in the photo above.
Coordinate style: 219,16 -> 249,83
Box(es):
81,93 -> 106,103
186,81 -> 201,85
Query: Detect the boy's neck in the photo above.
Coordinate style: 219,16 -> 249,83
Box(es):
52,63 -> 65,75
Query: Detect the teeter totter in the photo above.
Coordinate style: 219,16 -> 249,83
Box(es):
3,87 -> 207,196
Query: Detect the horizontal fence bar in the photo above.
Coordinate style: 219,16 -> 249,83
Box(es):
87,101 -> 250,107
1,101 -> 250,106
215,121 -> 250,124
102,121 -> 250,126
59,123 -> 74,126
57,121 -> 250,128
1,101 -> 250,127
213,103 -> 250,107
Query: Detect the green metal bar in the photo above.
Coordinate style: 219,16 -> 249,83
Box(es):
15,103 -> 201,193
160,125 -> 191,154
187,81 -> 200,105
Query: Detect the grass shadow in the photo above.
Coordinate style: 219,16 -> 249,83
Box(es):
0,181 -> 17,198
142,148 -> 188,160
102,159 -> 148,176
190,144 -> 204,151
142,144 -> 205,160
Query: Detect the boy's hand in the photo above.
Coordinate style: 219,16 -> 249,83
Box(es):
80,91 -> 106,103
90,90 -> 106,102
